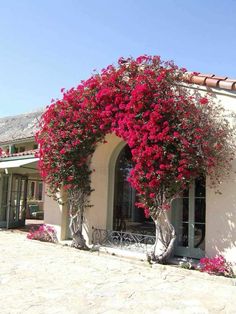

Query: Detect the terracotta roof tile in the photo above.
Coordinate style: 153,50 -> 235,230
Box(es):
219,80 -> 235,90
205,77 -> 220,88
190,76 -> 206,85
198,73 -> 214,78
212,75 -> 228,80
184,72 -> 236,91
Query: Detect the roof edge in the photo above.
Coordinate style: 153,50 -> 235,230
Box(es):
0,136 -> 36,146
184,72 -> 236,91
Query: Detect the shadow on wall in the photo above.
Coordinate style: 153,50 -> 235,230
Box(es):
209,210 -> 236,262
207,171 -> 236,263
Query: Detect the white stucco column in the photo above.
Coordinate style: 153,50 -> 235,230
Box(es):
43,186 -> 68,241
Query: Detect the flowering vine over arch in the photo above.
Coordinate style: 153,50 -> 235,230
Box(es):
37,55 -> 235,261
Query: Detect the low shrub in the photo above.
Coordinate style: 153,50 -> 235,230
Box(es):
27,224 -> 58,243
199,255 -> 234,277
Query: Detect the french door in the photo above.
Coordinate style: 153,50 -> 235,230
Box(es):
172,177 -> 206,259
0,174 -> 9,227
9,175 -> 28,227
0,174 -> 28,228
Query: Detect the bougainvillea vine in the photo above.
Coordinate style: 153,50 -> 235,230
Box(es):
36,55 -> 235,260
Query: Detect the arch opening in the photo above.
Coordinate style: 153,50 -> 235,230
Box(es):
112,144 -> 155,235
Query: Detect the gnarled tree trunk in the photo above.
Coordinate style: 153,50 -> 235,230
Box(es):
150,209 -> 176,263
68,189 -> 89,250
69,209 -> 88,249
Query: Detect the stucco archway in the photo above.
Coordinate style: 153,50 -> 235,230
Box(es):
84,134 -> 125,243
88,134 -> 155,247
111,144 -> 155,235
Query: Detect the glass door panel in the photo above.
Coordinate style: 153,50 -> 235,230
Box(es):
9,175 -> 27,228
194,178 -> 206,251
172,178 -> 206,259
19,179 -> 27,220
172,198 -> 189,247
0,175 -> 9,226
195,177 -> 205,197
0,174 -> 27,228
10,176 -> 20,223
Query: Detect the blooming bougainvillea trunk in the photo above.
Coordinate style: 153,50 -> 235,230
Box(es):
151,209 -> 176,263
37,55 -> 236,261
146,193 -> 176,262
68,189 -> 88,250
69,210 -> 87,249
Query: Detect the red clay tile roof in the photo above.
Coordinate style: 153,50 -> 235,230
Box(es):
184,73 -> 236,91
0,149 -> 38,159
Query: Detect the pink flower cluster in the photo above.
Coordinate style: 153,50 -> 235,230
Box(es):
27,224 -> 58,243
199,255 -> 234,277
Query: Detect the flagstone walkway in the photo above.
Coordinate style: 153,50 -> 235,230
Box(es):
0,230 -> 235,314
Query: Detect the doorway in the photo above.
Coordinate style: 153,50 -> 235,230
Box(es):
172,177 -> 206,259
0,174 -> 28,228
113,145 -> 155,235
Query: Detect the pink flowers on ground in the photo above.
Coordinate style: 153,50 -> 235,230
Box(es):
27,224 -> 58,243
199,255 -> 234,277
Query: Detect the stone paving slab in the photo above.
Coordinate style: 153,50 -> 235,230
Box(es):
0,230 -> 236,314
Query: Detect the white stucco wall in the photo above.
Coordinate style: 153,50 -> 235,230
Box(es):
187,85 -> 236,262
206,160 -> 236,262
43,187 -> 68,241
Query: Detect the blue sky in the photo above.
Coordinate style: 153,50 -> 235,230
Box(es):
0,0 -> 236,117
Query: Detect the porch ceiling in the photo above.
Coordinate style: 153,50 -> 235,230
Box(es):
0,157 -> 39,169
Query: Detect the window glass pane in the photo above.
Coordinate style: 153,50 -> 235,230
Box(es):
172,197 -> 189,247
194,223 -> 205,250
19,179 -> 26,220
195,176 -> 205,197
113,145 -> 155,234
195,199 -> 205,223
172,198 -> 189,222
0,176 -> 8,221
182,198 -> 189,222
30,182 -> 35,199
177,222 -> 188,247
10,177 -> 20,222
183,188 -> 189,198
38,182 -> 43,201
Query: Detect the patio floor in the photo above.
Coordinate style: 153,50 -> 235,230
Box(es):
0,230 -> 235,314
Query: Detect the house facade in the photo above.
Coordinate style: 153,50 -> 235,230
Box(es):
1,74 -> 236,264
0,111 -> 45,228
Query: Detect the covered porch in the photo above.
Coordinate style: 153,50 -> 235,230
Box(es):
0,156 -> 42,229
